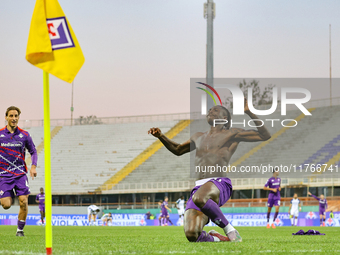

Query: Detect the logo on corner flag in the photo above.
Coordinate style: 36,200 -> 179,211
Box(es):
47,17 -> 74,50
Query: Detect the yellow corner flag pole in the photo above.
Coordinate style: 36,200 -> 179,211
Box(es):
43,71 -> 53,255
26,1 -> 84,250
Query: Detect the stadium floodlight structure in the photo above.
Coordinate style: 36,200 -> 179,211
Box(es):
204,0 -> 216,111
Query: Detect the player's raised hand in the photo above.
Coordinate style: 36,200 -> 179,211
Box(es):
148,127 -> 162,138
308,192 -> 312,196
30,165 -> 37,180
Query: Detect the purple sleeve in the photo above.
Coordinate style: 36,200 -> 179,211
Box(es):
264,179 -> 270,187
26,134 -> 38,166
36,195 -> 39,200
311,194 -> 320,201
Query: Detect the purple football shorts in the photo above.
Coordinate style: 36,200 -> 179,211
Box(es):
186,177 -> 233,212
267,193 -> 281,207
0,174 -> 30,199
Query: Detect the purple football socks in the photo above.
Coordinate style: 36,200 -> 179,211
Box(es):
273,212 -> 279,222
201,199 -> 229,228
196,231 -> 214,242
17,220 -> 25,231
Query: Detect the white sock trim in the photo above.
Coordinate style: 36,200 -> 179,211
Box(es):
224,223 -> 235,234
212,236 -> 220,242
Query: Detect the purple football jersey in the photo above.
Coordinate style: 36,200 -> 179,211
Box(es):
264,177 -> 281,198
311,194 -> 327,210
36,193 -> 45,205
0,126 -> 37,178
161,201 -> 168,213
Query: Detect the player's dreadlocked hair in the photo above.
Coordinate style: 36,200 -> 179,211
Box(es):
5,106 -> 21,116
216,105 -> 231,129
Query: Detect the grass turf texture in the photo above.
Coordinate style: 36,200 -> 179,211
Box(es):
0,226 -> 339,255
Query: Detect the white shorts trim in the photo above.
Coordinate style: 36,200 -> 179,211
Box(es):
195,177 -> 223,186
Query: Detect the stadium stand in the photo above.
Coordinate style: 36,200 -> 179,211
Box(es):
230,108 -> 316,168
106,108 -> 308,191
302,134 -> 340,171
328,200 -> 340,212
97,120 -> 191,192
27,121 -> 181,194
102,120 -> 193,194
231,105 -> 340,179
25,126 -> 62,166
21,104 -> 340,198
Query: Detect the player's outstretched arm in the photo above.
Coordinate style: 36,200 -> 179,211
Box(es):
148,127 -> 195,156
232,99 -> 271,142
308,192 -> 320,201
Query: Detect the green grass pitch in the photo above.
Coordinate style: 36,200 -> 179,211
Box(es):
0,226 -> 339,255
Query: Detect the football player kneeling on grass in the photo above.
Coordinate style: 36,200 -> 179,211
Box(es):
101,212 -> 113,226
87,204 -> 100,226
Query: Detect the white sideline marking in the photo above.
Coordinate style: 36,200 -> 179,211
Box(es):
0,251 -> 46,255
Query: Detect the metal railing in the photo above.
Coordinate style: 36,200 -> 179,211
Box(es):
11,97 -> 340,128
99,177 -> 340,194
229,177 -> 340,190
101,180 -> 194,194
14,112 -> 191,128
28,198 -> 331,210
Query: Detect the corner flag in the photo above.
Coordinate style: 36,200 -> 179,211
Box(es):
26,0 -> 85,83
26,1 -> 85,254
